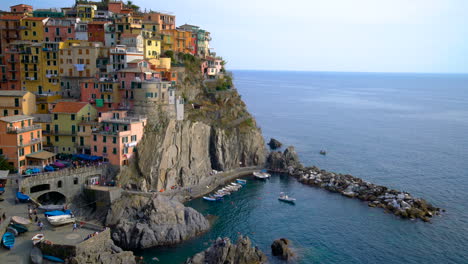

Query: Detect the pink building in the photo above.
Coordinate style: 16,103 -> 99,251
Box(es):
44,18 -> 77,42
91,113 -> 147,166
80,76 -> 120,112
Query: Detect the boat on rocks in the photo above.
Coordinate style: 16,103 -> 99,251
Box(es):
32,234 -> 45,245
12,216 -> 31,225
2,232 -> 15,249
16,192 -> 30,202
30,247 -> 43,264
278,192 -> 296,203
236,179 -> 247,185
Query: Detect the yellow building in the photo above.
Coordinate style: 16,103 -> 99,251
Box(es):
143,37 -> 161,59
161,29 -> 193,54
19,41 -> 62,113
76,4 -> 97,22
50,102 -> 97,154
20,17 -> 49,42
0,90 -> 36,117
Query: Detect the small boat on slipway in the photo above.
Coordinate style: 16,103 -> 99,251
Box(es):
30,247 -> 43,264
43,255 -> 65,263
16,192 -> 30,202
10,223 -> 28,233
39,204 -> 65,211
203,196 -> 223,202
45,210 -> 75,226
12,216 -> 31,225
32,234 -> 45,245
236,179 -> 247,185
2,232 -> 15,249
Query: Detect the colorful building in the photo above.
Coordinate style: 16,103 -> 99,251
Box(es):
178,24 -> 211,57
161,29 -> 194,54
88,21 -> 113,44
50,102 -> 97,154
80,77 -> 120,112
33,8 -> 64,18
4,41 -> 25,90
0,115 -> 55,173
44,18 -> 76,42
91,114 -> 147,166
76,4 -> 97,22
107,45 -> 144,72
145,12 -> 175,31
143,37 -> 161,59
0,15 -> 23,55
0,90 -> 36,117
10,4 -> 33,14
20,17 -> 49,42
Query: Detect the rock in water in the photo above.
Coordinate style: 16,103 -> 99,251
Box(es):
268,138 -> 283,150
106,195 -> 209,249
267,146 -> 302,170
185,236 -> 267,264
271,238 -> 294,260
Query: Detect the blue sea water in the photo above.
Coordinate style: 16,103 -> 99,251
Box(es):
142,71 -> 468,263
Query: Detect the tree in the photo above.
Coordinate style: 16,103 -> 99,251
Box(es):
126,0 -> 140,12
0,155 -> 14,172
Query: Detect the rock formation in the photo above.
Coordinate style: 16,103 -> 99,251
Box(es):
185,236 -> 267,264
268,138 -> 283,149
271,238 -> 294,260
106,194 -> 209,249
267,147 -> 441,222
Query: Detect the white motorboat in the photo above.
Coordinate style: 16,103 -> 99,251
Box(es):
278,192 -> 296,203
253,171 -> 270,179
46,215 -> 75,226
31,234 -> 45,245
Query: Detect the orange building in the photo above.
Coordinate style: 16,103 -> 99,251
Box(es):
0,115 -> 55,173
161,29 -> 193,54
10,4 -> 33,14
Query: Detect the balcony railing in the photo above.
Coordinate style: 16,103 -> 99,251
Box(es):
7,124 -> 41,134
19,137 -> 43,147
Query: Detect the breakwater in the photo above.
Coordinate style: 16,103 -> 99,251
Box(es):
267,146 -> 442,222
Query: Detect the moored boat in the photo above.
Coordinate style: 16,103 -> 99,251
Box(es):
2,232 -> 15,249
6,227 -> 18,237
253,171 -> 270,179
43,255 -> 65,263
12,216 -> 31,225
203,196 -> 222,202
46,214 -> 75,226
39,204 -> 65,211
44,210 -> 72,217
30,246 -> 43,264
236,179 -> 247,185
32,234 -> 45,245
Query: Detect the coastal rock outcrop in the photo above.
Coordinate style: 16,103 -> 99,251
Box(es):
271,238 -> 294,260
185,236 -> 267,264
268,138 -> 283,149
267,147 -> 441,222
106,194 -> 209,249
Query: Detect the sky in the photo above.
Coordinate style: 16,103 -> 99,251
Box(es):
4,0 -> 468,73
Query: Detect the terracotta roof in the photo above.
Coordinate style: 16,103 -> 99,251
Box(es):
10,4 -> 32,8
51,102 -> 89,113
23,17 -> 48,21
0,15 -> 24,20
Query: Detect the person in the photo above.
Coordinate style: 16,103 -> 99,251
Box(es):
72,222 -> 77,231
38,221 -> 44,230
2,213 -> 5,220
34,215 -> 38,223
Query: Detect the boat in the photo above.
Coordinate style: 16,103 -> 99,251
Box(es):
44,210 -> 72,217
203,196 -> 222,202
320,150 -> 327,155
253,171 -> 270,179
2,232 -> 15,249
30,247 -> 43,264
16,192 -> 30,202
0,187 -> 4,194
10,223 -> 28,233
32,234 -> 45,245
236,179 -> 247,185
43,255 -> 65,263
6,227 -> 18,237
12,216 -> 31,225
46,214 -> 75,226
39,204 -> 65,211
278,192 -> 296,203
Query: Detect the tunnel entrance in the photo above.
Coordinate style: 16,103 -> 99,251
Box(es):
30,184 -> 50,193
37,191 -> 66,205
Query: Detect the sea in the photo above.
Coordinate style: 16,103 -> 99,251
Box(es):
141,71 -> 468,263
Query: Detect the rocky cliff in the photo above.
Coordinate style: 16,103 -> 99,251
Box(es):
106,194 -> 209,249
185,236 -> 267,264
118,63 -> 266,191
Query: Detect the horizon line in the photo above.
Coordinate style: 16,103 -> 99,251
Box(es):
228,68 -> 468,75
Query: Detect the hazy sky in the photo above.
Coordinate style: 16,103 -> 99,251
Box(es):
4,0 -> 468,73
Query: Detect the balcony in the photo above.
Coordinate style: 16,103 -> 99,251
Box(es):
124,141 -> 137,148
7,124 -> 41,134
19,137 -> 43,147
21,59 -> 39,63
47,130 -> 75,136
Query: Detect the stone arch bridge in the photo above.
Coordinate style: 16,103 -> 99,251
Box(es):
19,166 -> 107,203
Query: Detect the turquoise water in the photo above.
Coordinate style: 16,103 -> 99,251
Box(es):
141,71 -> 468,263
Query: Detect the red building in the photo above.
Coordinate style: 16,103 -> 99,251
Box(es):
44,18 -> 76,42
10,4 -> 33,14
88,21 -> 112,44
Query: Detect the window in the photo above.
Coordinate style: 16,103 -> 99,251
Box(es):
68,28 -> 71,34
55,136 -> 59,142
103,136 -> 106,143
131,135 -> 137,142
94,145 -> 97,152
103,146 -> 107,153
93,135 -> 97,141
19,148 -> 24,156
71,114 -> 75,120
14,110 -> 19,115
14,98 -> 19,107
73,178 -> 78,184
112,137 -> 117,144
57,180 -> 62,188
54,114 -> 58,120
3,110 -> 7,116
112,148 -> 117,154
123,147 -> 128,154
72,136 -> 76,143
